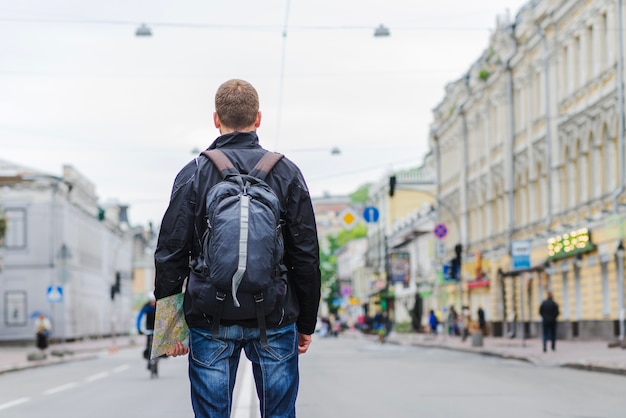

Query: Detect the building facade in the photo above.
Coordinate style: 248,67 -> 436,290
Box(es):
0,161 -> 136,342
365,165 -> 435,324
429,0 -> 626,340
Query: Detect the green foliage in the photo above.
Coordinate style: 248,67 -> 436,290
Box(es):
336,223 -> 367,246
323,278 -> 341,316
0,209 -> 6,246
479,69 -> 490,81
349,184 -> 370,204
318,213 -> 368,315
394,321 -> 413,334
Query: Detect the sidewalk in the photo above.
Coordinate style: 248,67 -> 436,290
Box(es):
382,331 -> 626,376
0,335 -> 139,375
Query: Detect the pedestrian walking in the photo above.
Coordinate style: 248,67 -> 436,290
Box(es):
428,310 -> 439,335
34,313 -> 51,352
447,306 -> 459,336
155,79 -> 321,418
539,292 -> 560,352
477,306 -> 486,334
460,306 -> 470,341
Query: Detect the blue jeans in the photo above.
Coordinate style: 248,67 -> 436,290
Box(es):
188,322 -> 299,418
542,320 -> 557,350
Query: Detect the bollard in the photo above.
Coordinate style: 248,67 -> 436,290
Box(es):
471,332 -> 483,347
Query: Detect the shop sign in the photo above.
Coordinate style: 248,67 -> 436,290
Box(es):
511,240 -> 531,270
547,228 -> 595,261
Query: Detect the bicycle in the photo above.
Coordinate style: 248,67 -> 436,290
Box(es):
144,331 -> 159,379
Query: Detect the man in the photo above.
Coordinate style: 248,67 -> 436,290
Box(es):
155,79 -> 321,418
34,313 -> 51,352
136,293 -> 156,363
539,292 -> 560,352
477,306 -> 486,334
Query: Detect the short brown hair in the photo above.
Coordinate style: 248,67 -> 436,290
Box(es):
215,79 -> 259,130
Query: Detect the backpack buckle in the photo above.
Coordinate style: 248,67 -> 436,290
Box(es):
216,291 -> 226,302
253,293 -> 264,303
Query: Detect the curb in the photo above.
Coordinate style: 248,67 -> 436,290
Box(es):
0,341 -> 137,376
385,335 -> 626,377
561,363 -> 626,376
0,353 -> 99,375
403,340 -> 533,364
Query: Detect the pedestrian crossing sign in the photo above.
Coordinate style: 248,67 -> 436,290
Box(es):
46,285 -> 63,303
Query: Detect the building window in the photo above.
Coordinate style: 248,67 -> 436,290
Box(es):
574,36 -> 581,90
573,140 -> 581,205
601,261 -> 610,317
580,149 -> 589,203
587,25 -> 595,80
4,208 -> 26,250
562,271 -> 570,320
587,134 -> 595,200
562,45 -> 570,95
605,130 -> 617,191
600,13 -> 608,69
538,161 -> 546,220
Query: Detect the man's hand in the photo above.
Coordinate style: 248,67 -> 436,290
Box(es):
298,333 -> 312,354
166,341 -> 189,357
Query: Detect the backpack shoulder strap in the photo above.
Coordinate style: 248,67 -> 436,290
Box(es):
201,149 -> 240,178
249,152 -> 284,180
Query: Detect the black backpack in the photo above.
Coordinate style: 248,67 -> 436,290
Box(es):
194,149 -> 287,347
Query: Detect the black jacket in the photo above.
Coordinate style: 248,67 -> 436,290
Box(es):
539,298 -> 559,322
154,132 -> 321,334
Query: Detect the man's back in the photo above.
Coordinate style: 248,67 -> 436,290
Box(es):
154,79 -> 320,418
540,298 -> 559,322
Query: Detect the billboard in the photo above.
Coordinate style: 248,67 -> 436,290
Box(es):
390,252 -> 410,287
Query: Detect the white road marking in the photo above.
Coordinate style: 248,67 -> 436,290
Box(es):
232,357 -> 259,418
0,397 -> 31,411
112,364 -> 129,373
85,372 -> 109,382
44,382 -> 77,395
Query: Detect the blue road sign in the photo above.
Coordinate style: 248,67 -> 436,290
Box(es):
363,206 -> 380,223
46,285 -> 63,303
433,223 -> 448,239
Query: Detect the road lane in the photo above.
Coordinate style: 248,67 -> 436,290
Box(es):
0,345 -> 265,418
297,335 -> 626,418
0,346 -> 193,417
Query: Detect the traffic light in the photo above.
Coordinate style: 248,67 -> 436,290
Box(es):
454,243 -> 463,259
449,244 -> 462,280
389,175 -> 397,197
449,258 -> 460,280
110,272 -> 122,300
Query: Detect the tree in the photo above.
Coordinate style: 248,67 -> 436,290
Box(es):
0,209 -> 6,245
319,222 -> 367,315
350,184 -> 371,204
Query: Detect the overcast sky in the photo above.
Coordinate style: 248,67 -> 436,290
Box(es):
0,0 -> 529,226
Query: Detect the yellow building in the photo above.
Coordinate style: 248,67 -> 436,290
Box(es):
430,0 -> 626,340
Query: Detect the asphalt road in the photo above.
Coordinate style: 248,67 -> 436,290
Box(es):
0,346 -> 194,417
297,335 -> 626,418
1,336 -> 625,418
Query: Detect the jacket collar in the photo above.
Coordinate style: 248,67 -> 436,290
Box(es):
208,131 -> 260,149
